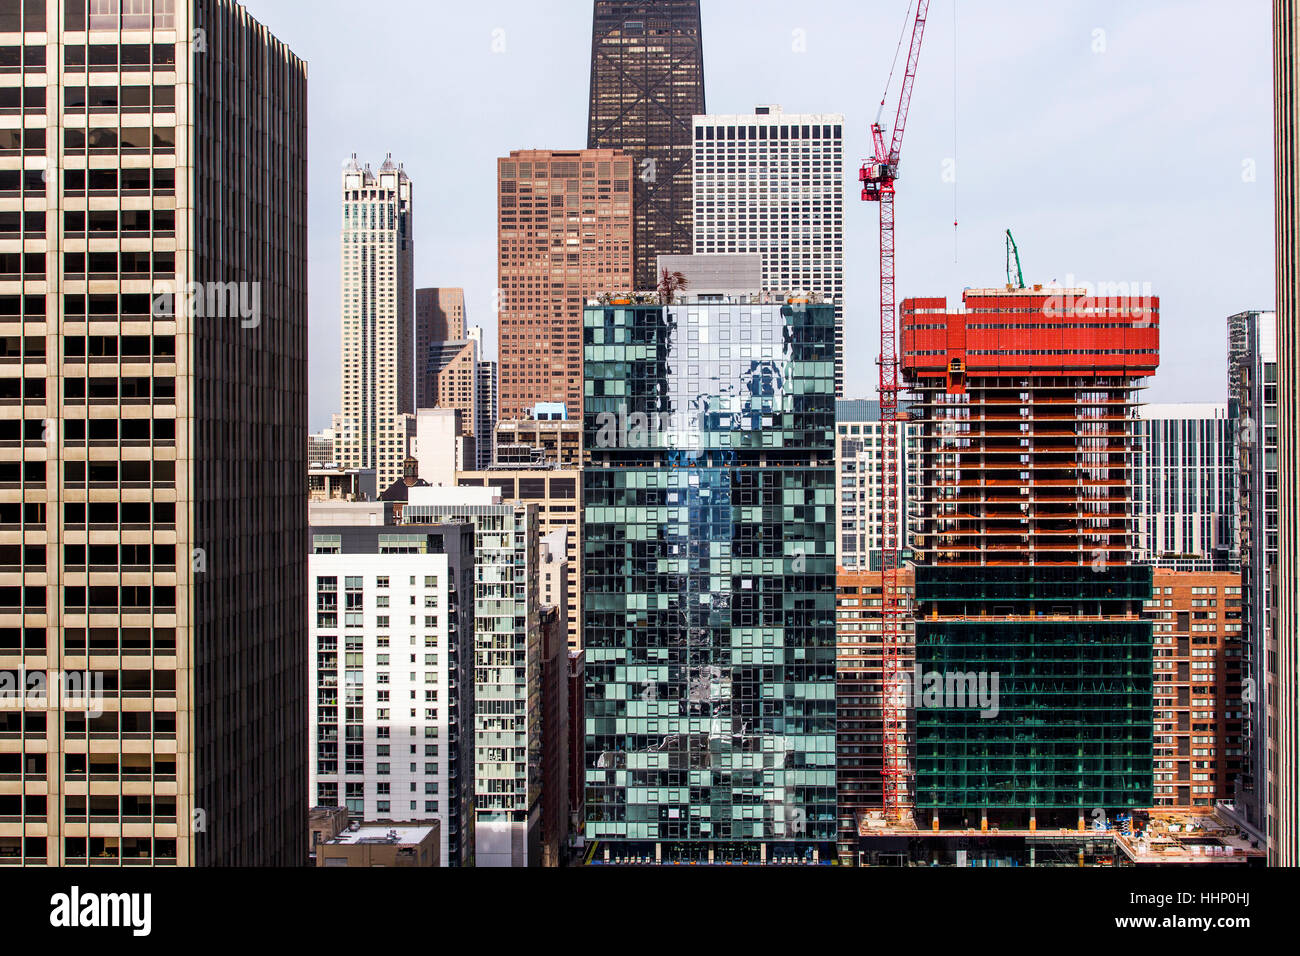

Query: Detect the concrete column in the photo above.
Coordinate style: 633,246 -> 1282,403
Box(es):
1029,809 -> 1037,833
980,810 -> 988,832
655,842 -> 661,863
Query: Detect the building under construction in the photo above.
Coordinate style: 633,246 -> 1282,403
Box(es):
899,287 -> 1160,831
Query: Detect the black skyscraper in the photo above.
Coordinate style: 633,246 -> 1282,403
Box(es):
588,1 -> 705,290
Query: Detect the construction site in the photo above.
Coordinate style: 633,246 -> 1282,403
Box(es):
850,806 -> 1264,867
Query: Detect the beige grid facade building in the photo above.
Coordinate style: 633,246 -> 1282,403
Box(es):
0,0 -> 308,866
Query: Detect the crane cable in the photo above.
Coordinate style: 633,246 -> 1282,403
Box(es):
952,0 -> 959,263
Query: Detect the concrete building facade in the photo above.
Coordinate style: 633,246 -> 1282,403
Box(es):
455,468 -> 581,651
400,486 -> 544,866
692,107 -> 846,396
1144,570 -> 1244,809
1134,404 -> 1238,571
835,400 -> 920,571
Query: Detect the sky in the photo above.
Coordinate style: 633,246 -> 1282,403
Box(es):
238,0 -> 1276,432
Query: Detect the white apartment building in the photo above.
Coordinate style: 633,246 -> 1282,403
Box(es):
308,511 -> 477,867
835,400 -> 920,570
693,105 -> 846,396
338,154 -> 414,490
1134,403 -> 1238,570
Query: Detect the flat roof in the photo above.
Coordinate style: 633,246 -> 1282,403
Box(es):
325,825 -> 434,846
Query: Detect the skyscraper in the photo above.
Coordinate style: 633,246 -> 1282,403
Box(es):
455,468 -> 583,651
416,287 -> 465,349
400,487 -> 544,866
1143,570 -> 1243,810
901,287 -> 1159,828
583,295 -> 837,864
1227,310 -> 1278,849
1133,403 -> 1238,571
1273,0 -> 1300,867
496,149 -> 633,421
835,566 -> 916,862
587,0 -> 705,290
415,287 -> 468,411
421,339 -> 478,452
338,155 -> 414,492
693,107 -> 847,396
0,0 -> 308,865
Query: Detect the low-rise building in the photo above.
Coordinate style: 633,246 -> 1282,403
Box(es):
316,823 -> 440,867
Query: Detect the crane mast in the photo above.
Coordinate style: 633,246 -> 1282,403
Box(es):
859,0 -> 930,825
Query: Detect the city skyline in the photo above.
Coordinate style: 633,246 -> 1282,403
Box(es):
0,0 -> 1288,915
236,0 -> 1273,432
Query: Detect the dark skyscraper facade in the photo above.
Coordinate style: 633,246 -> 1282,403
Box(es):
1227,309 -> 1277,849
1274,0 -> 1300,867
588,1 -> 705,291
583,297 -> 837,864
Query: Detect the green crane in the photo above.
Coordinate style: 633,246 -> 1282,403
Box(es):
1005,229 -> 1025,290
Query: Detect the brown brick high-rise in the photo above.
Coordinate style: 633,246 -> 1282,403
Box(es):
497,149 -> 633,421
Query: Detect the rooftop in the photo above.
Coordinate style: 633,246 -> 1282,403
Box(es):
324,825 -> 434,847
586,292 -> 832,307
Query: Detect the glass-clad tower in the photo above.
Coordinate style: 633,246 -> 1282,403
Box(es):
583,295 -> 836,864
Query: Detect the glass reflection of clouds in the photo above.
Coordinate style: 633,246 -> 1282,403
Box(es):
583,298 -> 837,850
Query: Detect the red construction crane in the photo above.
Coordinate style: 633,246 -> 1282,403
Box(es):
860,0 -> 930,824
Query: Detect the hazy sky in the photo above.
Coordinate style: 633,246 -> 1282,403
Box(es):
239,0 -> 1275,432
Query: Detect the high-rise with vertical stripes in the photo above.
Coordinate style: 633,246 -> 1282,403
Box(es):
1272,0 -> 1299,867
